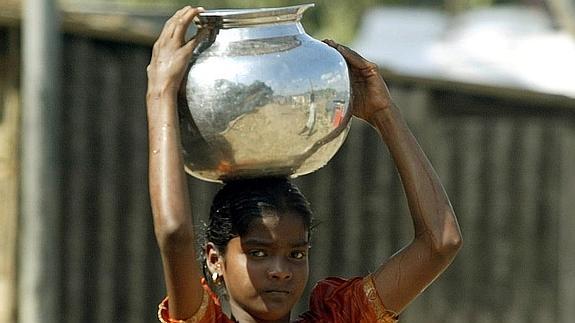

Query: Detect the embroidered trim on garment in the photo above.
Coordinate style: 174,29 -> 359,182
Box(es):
363,275 -> 400,323
158,288 -> 210,323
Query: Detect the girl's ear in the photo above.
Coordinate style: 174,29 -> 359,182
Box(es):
205,242 -> 223,274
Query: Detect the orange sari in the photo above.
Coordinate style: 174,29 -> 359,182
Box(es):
158,275 -> 398,323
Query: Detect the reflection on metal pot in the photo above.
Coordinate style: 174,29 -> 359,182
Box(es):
178,4 -> 351,182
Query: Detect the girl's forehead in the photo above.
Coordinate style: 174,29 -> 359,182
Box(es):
242,212 -> 309,244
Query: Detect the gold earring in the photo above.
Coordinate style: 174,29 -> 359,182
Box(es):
212,272 -> 224,286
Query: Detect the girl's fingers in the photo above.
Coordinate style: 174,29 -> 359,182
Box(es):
322,39 -> 336,47
151,6 -> 205,63
182,27 -> 210,58
323,39 -> 371,69
172,7 -> 205,44
158,7 -> 188,42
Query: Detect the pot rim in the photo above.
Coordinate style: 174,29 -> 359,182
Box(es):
195,3 -> 315,29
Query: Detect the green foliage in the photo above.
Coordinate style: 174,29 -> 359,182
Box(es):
170,0 -> 451,43
77,0 -> 448,42
62,0 -> 524,43
180,0 -> 380,42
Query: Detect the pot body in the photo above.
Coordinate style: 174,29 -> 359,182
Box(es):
179,4 -> 351,182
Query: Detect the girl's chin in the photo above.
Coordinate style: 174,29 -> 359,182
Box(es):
248,306 -> 292,322
230,294 -> 298,321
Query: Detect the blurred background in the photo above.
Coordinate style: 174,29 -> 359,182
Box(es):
1,0 -> 574,322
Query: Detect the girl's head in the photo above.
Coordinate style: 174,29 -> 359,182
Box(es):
205,177 -> 313,321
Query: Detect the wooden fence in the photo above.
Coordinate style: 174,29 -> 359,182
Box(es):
1,9 -> 575,323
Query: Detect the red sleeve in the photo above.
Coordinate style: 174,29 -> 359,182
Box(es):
297,275 -> 399,323
157,279 -> 231,323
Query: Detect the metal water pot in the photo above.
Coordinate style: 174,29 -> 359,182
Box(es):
178,3 -> 351,182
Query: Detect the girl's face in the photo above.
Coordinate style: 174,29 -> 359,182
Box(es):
218,211 -> 310,322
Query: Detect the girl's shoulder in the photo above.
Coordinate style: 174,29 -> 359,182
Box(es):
295,275 -> 399,323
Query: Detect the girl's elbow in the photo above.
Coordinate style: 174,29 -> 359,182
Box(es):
436,226 -> 463,258
423,212 -> 463,257
442,232 -> 463,256
438,208 -> 463,254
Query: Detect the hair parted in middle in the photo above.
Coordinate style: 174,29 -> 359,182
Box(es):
205,176 -> 313,256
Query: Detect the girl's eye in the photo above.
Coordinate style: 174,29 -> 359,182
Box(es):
249,250 -> 266,257
291,250 -> 307,260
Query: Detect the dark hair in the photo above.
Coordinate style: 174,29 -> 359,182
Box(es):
206,177 -> 313,255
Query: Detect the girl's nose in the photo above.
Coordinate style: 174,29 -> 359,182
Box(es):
268,259 -> 292,280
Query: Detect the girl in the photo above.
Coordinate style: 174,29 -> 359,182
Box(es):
147,6 -> 462,323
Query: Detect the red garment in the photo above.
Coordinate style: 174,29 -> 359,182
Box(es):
332,107 -> 345,128
158,275 -> 398,323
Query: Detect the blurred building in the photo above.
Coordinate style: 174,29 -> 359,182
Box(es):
354,5 -> 575,98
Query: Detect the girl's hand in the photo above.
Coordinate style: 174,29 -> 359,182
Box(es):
323,40 -> 394,125
147,6 -> 208,98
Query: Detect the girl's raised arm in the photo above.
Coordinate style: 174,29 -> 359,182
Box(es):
146,6 -> 209,320
325,40 -> 463,314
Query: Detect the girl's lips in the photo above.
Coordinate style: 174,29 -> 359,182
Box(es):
264,289 -> 291,295
262,290 -> 292,302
